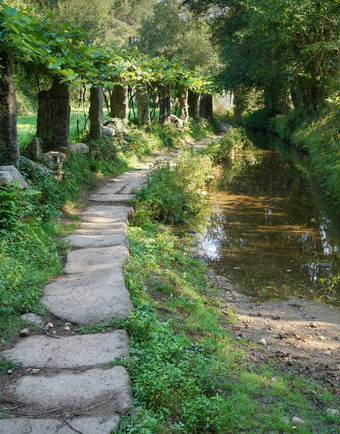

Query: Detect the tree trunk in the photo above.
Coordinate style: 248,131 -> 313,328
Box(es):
37,77 -> 70,151
200,94 -> 213,121
188,90 -> 201,119
0,50 -> 20,167
158,84 -> 171,123
136,84 -> 150,126
89,86 -> 104,138
110,84 -> 128,121
178,85 -> 188,122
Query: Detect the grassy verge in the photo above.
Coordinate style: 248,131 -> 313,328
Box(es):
0,118 -> 216,344
112,156 -> 339,432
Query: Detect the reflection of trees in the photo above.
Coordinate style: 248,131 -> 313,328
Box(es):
198,145 -> 340,303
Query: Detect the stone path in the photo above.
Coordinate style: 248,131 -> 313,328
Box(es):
0,128 -> 228,433
0,170 -> 149,433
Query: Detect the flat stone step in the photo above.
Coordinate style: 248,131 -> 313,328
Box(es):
90,192 -> 135,203
5,366 -> 132,414
2,330 -> 129,369
64,246 -> 129,274
95,171 -> 147,195
65,232 -> 128,249
43,268 -> 133,324
0,416 -> 120,434
75,221 -> 128,234
81,205 -> 133,224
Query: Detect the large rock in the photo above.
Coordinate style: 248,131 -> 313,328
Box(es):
64,245 -> 129,274
20,156 -> 50,175
165,114 -> 184,129
0,416 -> 120,434
3,330 -> 129,369
0,165 -> 28,189
43,151 -> 68,168
69,142 -> 90,154
43,268 -> 133,324
102,124 -> 118,137
23,137 -> 42,162
5,366 -> 132,414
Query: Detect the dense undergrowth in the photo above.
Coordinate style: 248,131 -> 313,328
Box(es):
107,154 -> 339,432
0,116 -> 216,343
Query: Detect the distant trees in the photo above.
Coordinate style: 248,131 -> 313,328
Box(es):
185,0 -> 339,115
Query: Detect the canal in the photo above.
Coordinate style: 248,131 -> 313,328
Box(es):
195,131 -> 340,304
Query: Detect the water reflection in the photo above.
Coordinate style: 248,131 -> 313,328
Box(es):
195,139 -> 340,303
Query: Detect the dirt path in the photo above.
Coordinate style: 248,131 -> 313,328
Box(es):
210,271 -> 340,391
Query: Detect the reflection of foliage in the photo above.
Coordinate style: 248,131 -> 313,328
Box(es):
317,276 -> 340,305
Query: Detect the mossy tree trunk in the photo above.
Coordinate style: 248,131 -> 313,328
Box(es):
158,84 -> 171,123
37,77 -> 70,151
136,83 -> 151,126
0,50 -> 20,167
178,85 -> 188,122
110,84 -> 128,121
89,86 -> 104,138
188,90 -> 201,119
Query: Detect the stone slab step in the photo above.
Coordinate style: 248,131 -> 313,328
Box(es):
2,330 -> 129,369
43,268 -> 133,325
65,232 -> 128,249
90,192 -> 135,203
0,416 -> 120,434
95,171 -> 147,195
5,366 -> 132,414
64,245 -> 129,274
75,221 -> 128,234
81,205 -> 133,225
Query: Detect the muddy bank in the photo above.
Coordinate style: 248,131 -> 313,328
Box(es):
209,271 -> 340,391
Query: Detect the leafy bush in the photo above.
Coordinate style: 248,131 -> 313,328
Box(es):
133,151 -> 219,224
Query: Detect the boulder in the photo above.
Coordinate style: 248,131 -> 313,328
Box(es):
20,156 -> 50,175
23,137 -> 42,162
102,124 -> 118,137
43,151 -> 68,168
165,114 -> 184,129
69,143 -> 90,154
0,165 -> 29,189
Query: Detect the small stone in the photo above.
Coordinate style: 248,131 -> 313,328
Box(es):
64,326 -> 70,331
19,328 -> 30,337
32,369 -> 40,374
323,350 -> 331,355
45,322 -> 54,330
326,408 -> 339,416
20,313 -> 44,327
7,369 -> 13,375
319,336 -> 325,340
281,416 -> 289,425
292,417 -> 305,425
65,322 -> 71,326
309,322 -> 317,328
259,338 -> 267,345
271,377 -> 277,382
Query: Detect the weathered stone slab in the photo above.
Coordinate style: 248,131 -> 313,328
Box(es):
6,366 -> 132,413
69,142 -> 89,154
0,416 -> 120,434
82,205 -> 133,224
94,171 -> 147,196
0,165 -> 28,189
2,330 -> 129,369
74,221 -> 127,234
43,268 -> 133,324
64,245 -> 129,274
90,192 -> 135,203
65,232 -> 128,248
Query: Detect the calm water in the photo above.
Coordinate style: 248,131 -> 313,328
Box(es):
195,133 -> 340,303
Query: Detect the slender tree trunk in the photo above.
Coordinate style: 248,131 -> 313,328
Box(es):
110,83 -> 128,121
89,86 -> 104,139
188,90 -> 201,119
37,77 -> 70,151
0,50 -> 20,167
158,84 -> 171,123
136,83 -> 150,126
178,85 -> 188,122
200,94 -> 214,121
